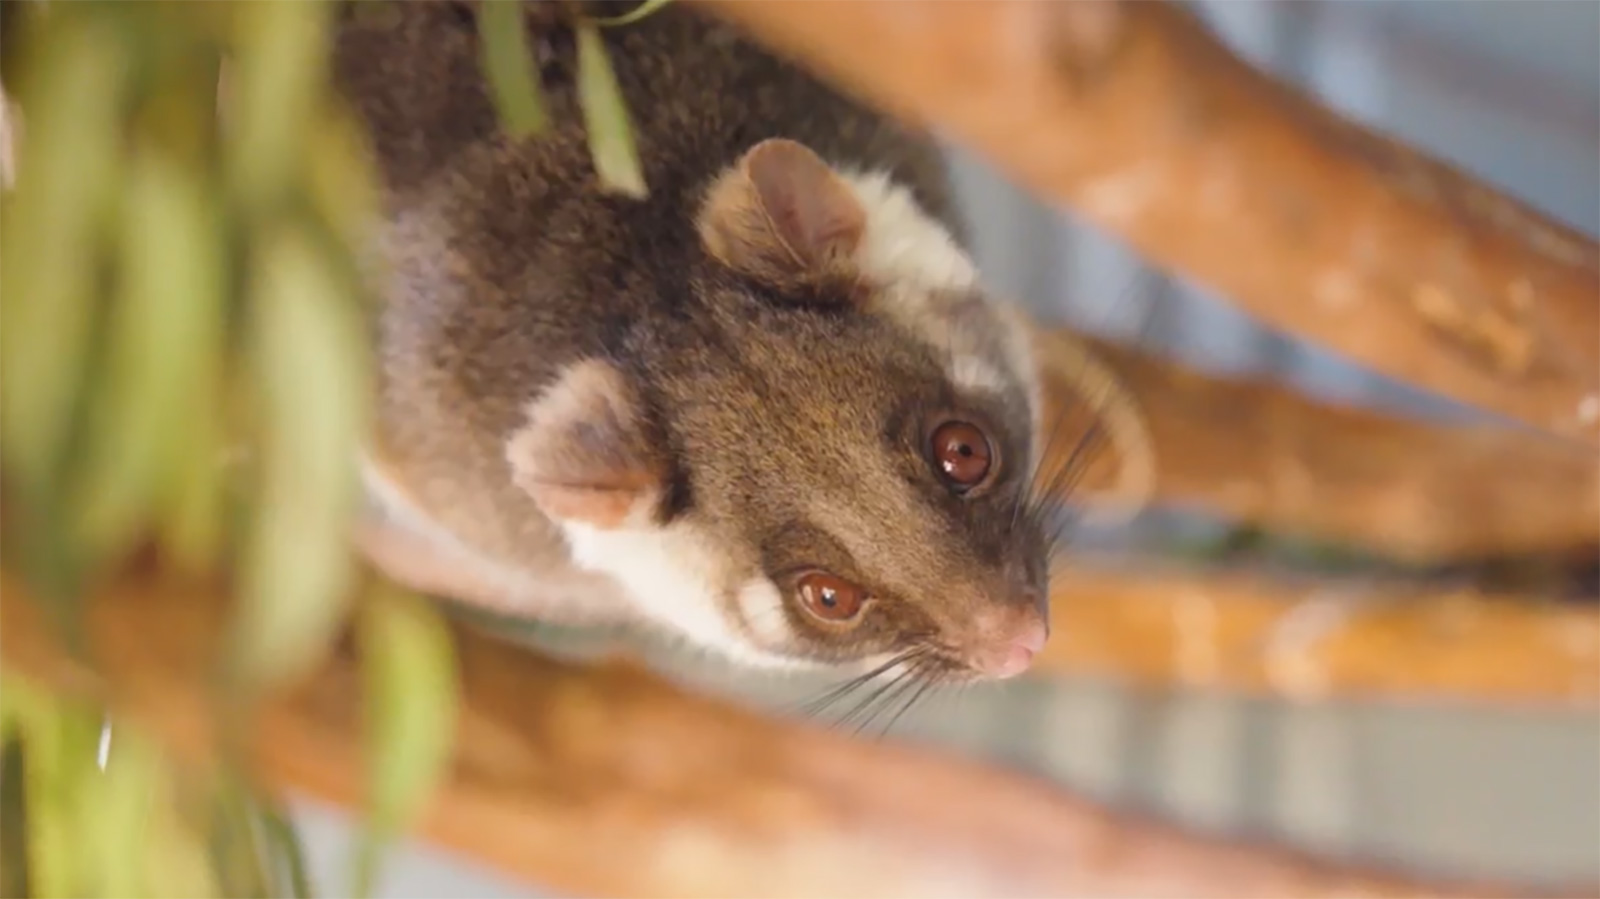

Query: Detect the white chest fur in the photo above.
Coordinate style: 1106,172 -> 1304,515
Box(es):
558,518 -> 816,671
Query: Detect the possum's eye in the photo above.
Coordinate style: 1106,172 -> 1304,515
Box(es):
795,571 -> 869,623
929,420 -> 994,493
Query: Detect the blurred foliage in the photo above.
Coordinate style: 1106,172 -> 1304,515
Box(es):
0,676 -> 254,897
0,0 -> 663,895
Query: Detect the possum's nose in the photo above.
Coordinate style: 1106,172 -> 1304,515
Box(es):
970,604 -> 1048,679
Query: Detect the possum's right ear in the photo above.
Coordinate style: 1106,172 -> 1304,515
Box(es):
697,138 -> 866,286
505,359 -> 665,530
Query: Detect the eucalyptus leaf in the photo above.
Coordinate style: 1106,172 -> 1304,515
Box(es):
262,801 -> 317,899
160,369 -> 229,577
4,4 -> 458,897
591,0 -> 676,28
307,102 -> 383,265
0,15 -> 126,494
476,0 -> 547,138
10,681 -> 102,898
209,772 -> 277,899
25,724 -> 75,899
352,586 -> 460,899
150,773 -> 225,899
575,22 -> 646,198
226,0 -> 334,210
1,734 -> 31,898
5,3 -> 361,897
70,146 -> 225,565
84,724 -> 162,897
232,228 -> 370,693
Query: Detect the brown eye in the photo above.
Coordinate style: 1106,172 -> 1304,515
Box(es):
930,420 -> 992,490
796,572 -> 868,622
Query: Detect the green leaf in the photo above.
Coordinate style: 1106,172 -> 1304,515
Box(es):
207,771 -> 279,899
9,682 -> 102,898
575,22 -> 647,198
261,801 -> 316,899
225,0 -> 334,211
1,734 -> 31,898
144,772 -> 223,899
0,15 -> 127,494
476,0 -> 547,138
352,586 -> 459,899
230,227 -> 370,693
84,723 -> 162,898
24,718 -> 77,899
307,101 -> 383,264
591,0 -> 675,28
70,146 -> 226,565
159,369 -> 229,577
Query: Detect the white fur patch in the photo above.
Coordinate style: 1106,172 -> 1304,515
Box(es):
558,519 -> 811,671
735,578 -> 800,648
505,362 -> 816,670
838,170 -> 1041,417
946,353 -> 1011,395
993,298 -> 1045,430
840,170 -> 978,298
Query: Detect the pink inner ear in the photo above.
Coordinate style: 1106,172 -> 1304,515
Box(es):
511,436 -> 661,529
525,483 -> 647,530
786,189 -> 866,262
743,139 -> 866,265
506,358 -> 662,530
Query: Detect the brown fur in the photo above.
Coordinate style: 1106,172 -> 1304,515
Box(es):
335,0 -> 1050,673
698,138 -> 867,295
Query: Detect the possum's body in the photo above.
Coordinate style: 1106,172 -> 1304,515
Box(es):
336,2 -> 1054,678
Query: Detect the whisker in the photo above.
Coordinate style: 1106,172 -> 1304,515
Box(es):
1043,423 -> 1109,540
1016,399 -> 1076,532
1019,267 -> 1158,555
846,654 -> 938,738
784,637 -> 960,741
1020,416 -> 1107,554
787,649 -> 917,720
834,664 -> 921,732
870,669 -> 940,738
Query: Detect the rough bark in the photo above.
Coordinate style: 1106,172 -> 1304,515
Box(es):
696,0 -> 1600,446
1037,328 -> 1600,562
3,567 -> 1578,899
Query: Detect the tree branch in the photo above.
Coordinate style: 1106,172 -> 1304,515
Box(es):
3,566 -> 1573,899
1037,328 -> 1600,562
695,0 -> 1600,445
1037,563 -> 1599,706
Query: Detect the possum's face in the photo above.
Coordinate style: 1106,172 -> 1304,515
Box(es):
506,139 -> 1055,682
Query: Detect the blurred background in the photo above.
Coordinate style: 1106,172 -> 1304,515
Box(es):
294,1 -> 1600,895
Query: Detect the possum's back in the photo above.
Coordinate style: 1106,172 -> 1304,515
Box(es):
332,1 -> 960,252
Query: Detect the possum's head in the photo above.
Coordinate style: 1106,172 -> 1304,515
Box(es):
507,139 -> 1056,683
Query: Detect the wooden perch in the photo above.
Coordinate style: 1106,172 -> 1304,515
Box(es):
1036,328 -> 1600,706
696,0 -> 1600,445
1038,564 -> 1600,706
3,567 -> 1583,899
1036,328 -> 1600,563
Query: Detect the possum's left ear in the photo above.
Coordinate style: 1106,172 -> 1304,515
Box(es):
506,358 -> 665,529
697,137 -> 866,285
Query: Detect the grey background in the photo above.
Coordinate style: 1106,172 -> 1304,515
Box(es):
297,2 -> 1600,896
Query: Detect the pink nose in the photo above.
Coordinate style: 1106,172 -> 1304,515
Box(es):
977,617 -> 1048,679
